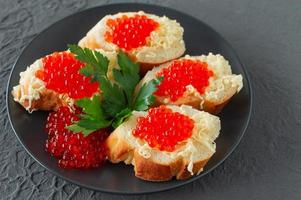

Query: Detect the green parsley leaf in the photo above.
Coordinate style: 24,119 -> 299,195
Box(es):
133,77 -> 163,111
113,51 -> 140,105
98,76 -> 127,117
76,95 -> 104,120
66,45 -> 163,137
68,44 -> 109,81
66,95 -> 111,136
112,108 -> 133,129
66,124 -> 84,133
77,118 -> 110,130
79,65 -> 94,77
118,50 -> 140,75
66,124 -> 95,137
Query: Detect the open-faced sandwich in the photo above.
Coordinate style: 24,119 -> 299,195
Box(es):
106,105 -> 220,181
12,49 -> 118,112
138,53 -> 243,114
79,11 -> 185,73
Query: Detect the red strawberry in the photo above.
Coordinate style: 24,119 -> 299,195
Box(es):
45,106 -> 109,169
36,52 -> 99,99
104,14 -> 159,51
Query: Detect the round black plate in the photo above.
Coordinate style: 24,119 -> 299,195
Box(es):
6,3 -> 252,194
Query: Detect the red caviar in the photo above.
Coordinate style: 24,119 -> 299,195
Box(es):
36,52 -> 99,99
104,14 -> 159,51
155,59 -> 214,101
45,106 -> 109,169
132,106 -> 194,152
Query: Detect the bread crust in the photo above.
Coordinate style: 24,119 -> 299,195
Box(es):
78,11 -> 185,71
106,129 -> 134,163
139,54 -> 243,114
154,92 -> 231,115
11,55 -> 76,112
139,62 -> 164,76
202,99 -> 230,115
12,87 -> 70,112
105,105 -> 220,182
106,132 -> 211,181
79,36 -> 101,50
134,151 -> 210,181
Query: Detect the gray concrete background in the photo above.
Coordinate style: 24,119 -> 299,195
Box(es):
0,0 -> 300,199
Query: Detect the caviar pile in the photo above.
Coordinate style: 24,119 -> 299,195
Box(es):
132,105 -> 194,151
155,59 -> 214,101
45,107 -> 109,168
36,52 -> 99,99
104,14 -> 159,51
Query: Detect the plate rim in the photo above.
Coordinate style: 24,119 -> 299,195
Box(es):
6,2 -> 253,195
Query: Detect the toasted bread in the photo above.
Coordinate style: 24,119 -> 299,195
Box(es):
138,53 -> 243,114
12,50 -> 118,112
106,105 -> 220,181
78,11 -> 185,72
11,59 -> 70,112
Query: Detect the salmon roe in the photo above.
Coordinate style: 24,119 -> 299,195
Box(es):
132,106 -> 194,152
155,59 -> 214,101
36,52 -> 99,99
45,106 -> 109,169
104,14 -> 159,51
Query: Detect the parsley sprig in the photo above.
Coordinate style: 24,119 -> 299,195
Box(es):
66,45 -> 162,136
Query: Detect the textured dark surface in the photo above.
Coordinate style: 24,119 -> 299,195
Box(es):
0,0 -> 300,199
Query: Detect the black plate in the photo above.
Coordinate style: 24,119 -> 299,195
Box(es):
6,3 -> 252,194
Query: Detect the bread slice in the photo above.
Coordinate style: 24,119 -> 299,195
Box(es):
138,53 -> 243,114
12,50 -> 118,112
11,59 -> 69,112
106,105 -> 220,181
78,11 -> 185,72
